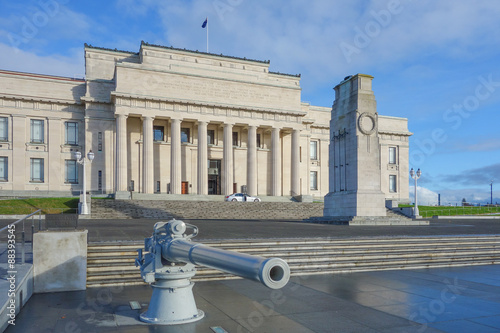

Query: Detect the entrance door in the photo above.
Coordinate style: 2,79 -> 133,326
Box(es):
208,160 -> 221,195
181,181 -> 189,194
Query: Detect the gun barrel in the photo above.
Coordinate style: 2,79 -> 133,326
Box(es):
163,239 -> 290,289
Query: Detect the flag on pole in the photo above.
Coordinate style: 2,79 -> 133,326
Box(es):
202,17 -> 208,52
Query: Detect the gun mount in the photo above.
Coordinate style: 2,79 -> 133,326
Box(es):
135,219 -> 290,325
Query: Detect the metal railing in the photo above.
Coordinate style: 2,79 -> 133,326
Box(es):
0,210 -> 42,265
408,205 -> 500,218
0,207 -> 77,215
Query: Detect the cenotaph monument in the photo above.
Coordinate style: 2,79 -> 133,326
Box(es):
323,74 -> 387,218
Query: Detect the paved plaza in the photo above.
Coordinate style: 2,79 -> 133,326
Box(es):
5,264 -> 500,333
2,217 -> 500,332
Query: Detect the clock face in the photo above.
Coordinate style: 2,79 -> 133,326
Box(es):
358,112 -> 376,135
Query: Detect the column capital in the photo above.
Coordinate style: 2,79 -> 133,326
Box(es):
115,113 -> 129,119
142,115 -> 155,121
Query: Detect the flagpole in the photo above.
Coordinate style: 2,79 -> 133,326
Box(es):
206,17 -> 209,53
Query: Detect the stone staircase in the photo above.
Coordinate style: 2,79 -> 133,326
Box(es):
86,235 -> 500,288
305,208 -> 420,225
91,199 -> 324,220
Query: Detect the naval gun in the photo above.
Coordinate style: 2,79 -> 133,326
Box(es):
135,219 -> 290,325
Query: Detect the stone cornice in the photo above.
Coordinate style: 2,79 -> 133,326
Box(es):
310,124 -> 330,129
0,69 -> 85,83
141,41 -> 270,65
110,91 -> 307,117
378,129 -> 413,137
0,93 -> 82,106
84,43 -> 138,56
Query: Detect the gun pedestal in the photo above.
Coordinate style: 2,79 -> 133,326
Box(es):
140,263 -> 204,325
136,219 -> 290,325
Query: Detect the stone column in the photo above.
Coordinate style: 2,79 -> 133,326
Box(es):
197,121 -> 208,195
142,116 -> 154,194
47,117 -> 61,191
271,127 -> 281,196
247,125 -> 257,196
291,129 -> 300,197
12,115 -> 26,190
170,118 -> 181,194
222,123 -> 233,195
115,114 -> 128,192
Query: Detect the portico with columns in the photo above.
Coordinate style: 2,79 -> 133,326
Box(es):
113,106 -> 303,197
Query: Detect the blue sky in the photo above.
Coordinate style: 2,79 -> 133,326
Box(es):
0,0 -> 499,205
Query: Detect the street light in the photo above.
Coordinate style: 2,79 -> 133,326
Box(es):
410,168 -> 422,218
74,150 -> 94,215
491,180 -> 494,206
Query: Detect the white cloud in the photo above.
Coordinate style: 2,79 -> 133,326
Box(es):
0,42 -> 83,78
0,2 -> 92,52
409,186 -> 439,206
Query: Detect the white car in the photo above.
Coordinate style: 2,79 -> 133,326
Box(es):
225,193 -> 261,202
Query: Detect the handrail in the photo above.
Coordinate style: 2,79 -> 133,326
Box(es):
0,209 -> 42,233
0,209 -> 42,265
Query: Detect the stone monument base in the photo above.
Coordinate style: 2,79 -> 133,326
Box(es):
306,215 -> 429,226
323,190 -> 387,217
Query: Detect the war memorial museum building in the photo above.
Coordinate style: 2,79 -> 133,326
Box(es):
0,42 -> 411,202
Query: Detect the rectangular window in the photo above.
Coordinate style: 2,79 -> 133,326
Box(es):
153,126 -> 164,141
65,160 -> 78,184
156,181 -> 161,193
0,157 -> 7,181
98,170 -> 102,191
65,122 -> 78,145
389,147 -> 397,164
256,133 -> 261,148
310,141 -> 318,160
389,175 -> 397,193
310,171 -> 318,190
30,158 -> 44,182
30,119 -> 44,143
0,117 -> 8,141
181,128 -> 190,143
232,132 -> 239,146
207,129 -> 215,145
98,132 -> 103,152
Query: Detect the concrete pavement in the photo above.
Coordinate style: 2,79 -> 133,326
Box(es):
5,264 -> 500,333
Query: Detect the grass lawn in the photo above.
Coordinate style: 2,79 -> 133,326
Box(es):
0,198 -> 79,215
401,205 -> 500,218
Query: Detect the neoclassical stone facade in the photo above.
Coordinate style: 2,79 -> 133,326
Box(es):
0,42 -> 410,202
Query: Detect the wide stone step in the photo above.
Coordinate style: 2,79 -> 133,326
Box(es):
88,251 -> 500,269
88,235 -> 500,249
87,238 -> 500,257
86,258 -> 500,288
87,245 -> 500,266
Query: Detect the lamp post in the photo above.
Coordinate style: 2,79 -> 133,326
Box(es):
74,150 -> 94,215
491,180 -> 494,206
410,168 -> 422,218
